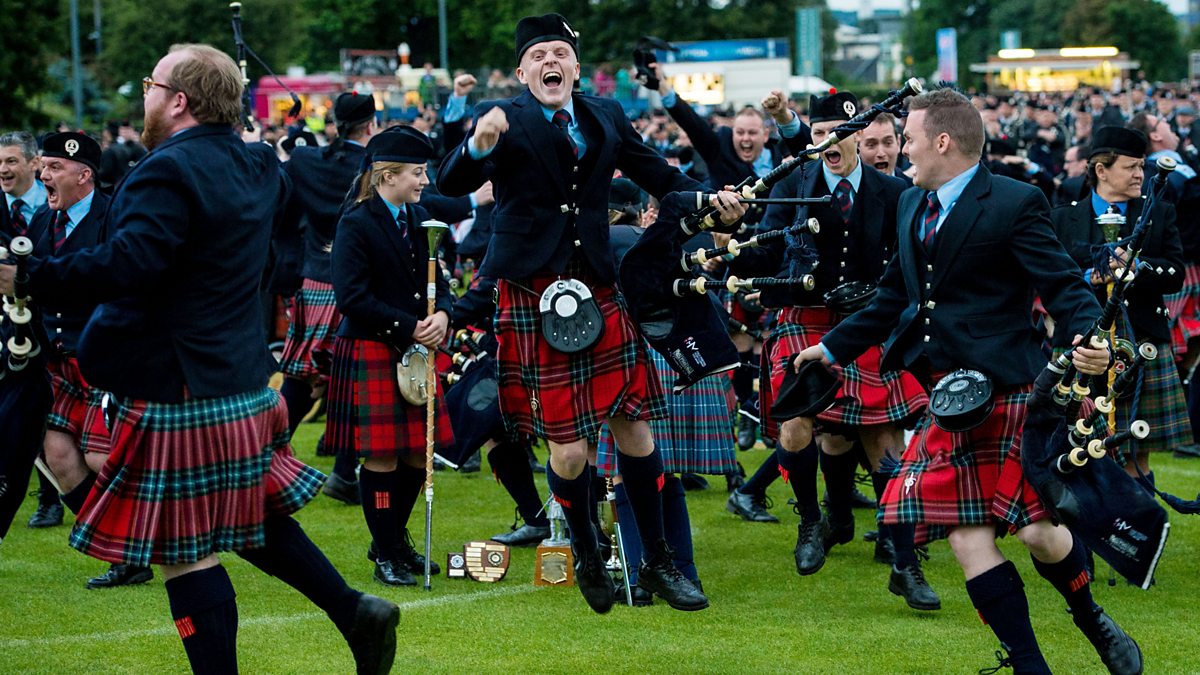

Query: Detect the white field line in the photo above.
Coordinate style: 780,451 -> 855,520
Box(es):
0,584 -> 538,650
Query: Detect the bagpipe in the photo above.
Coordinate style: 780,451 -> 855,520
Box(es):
620,78 -> 923,391
1020,156 -> 1199,588
0,237 -> 53,543
440,328 -> 504,469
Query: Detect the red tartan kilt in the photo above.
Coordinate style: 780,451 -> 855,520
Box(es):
1166,263 -> 1200,360
760,307 -> 926,439
279,279 -> 342,379
324,337 -> 453,458
879,382 -> 1048,546
729,298 -> 765,328
47,357 -> 111,454
69,388 -> 325,566
494,272 -> 666,444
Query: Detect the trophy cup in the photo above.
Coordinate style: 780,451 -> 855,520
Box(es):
599,477 -> 634,605
533,499 -> 575,586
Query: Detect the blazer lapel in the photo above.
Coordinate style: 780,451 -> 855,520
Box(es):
930,167 -> 990,293
859,168 -> 885,244
373,198 -> 418,285
574,97 -> 613,195
897,189 -> 922,301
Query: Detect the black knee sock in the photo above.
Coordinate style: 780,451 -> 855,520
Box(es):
36,471 -> 60,507
358,467 -> 399,559
1031,535 -> 1098,617
587,464 -> 605,547
964,561 -> 1050,675
488,442 -> 549,526
60,472 -> 97,514
331,447 -> 358,482
733,351 -> 756,404
820,448 -> 857,524
870,471 -> 892,540
279,377 -> 313,438
545,462 -> 597,554
392,463 -> 426,534
237,516 -> 361,635
777,441 -> 820,521
616,450 -> 667,551
1188,373 -> 1200,441
738,453 -> 780,497
164,566 -> 240,675
661,475 -> 698,581
613,483 -> 641,585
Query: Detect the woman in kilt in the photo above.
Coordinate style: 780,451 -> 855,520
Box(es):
802,89 -> 1142,674
1049,126 -> 1190,482
325,126 -> 455,587
596,181 -> 738,605
1,45 -> 398,674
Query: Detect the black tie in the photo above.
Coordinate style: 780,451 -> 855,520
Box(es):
551,109 -> 578,158
52,210 -> 70,252
10,199 -> 27,236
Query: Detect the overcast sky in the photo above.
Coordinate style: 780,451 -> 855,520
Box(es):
824,0 -> 1189,16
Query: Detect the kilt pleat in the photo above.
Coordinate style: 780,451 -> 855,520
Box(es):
324,336 -> 453,459
279,279 -> 342,378
46,356 -> 111,454
1165,263 -> 1200,359
761,307 -> 927,439
596,348 -> 737,476
879,384 -> 1047,546
494,269 -> 666,444
68,387 -> 326,566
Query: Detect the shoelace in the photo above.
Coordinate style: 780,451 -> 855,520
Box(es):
756,494 -> 775,510
977,647 -> 1013,675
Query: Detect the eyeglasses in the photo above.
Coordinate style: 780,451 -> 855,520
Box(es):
142,76 -> 177,97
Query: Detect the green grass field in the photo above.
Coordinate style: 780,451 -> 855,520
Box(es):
1,423 -> 1198,674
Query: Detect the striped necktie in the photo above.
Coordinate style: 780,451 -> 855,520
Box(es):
834,179 -> 853,223
10,199 -> 27,236
922,192 -> 942,250
551,110 -> 578,158
52,210 -> 70,252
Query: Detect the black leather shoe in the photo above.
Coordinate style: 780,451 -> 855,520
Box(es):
459,452 -> 481,473
322,473 -> 361,505
762,437 -> 777,450
573,546 -> 616,614
794,517 -> 828,576
527,448 -> 546,474
1074,607 -> 1143,675
850,485 -> 878,509
86,563 -> 154,589
370,532 -> 440,575
736,412 -> 757,451
614,582 -> 654,607
27,503 -> 64,528
888,564 -> 941,610
680,473 -> 709,491
373,559 -> 416,586
824,514 -> 855,551
491,523 -> 551,547
873,535 -> 896,565
638,541 -> 708,611
1173,443 -> 1200,459
726,490 -> 780,523
342,593 -> 399,675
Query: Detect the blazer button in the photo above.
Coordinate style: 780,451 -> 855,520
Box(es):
56,327 -> 63,333
924,318 -> 931,325
838,276 -> 845,282
925,300 -> 936,309
926,265 -> 933,272
394,321 -> 400,327
560,204 -> 569,213
574,239 -> 582,246
414,293 -> 420,299
842,247 -> 849,253
923,335 -> 931,342
55,312 -> 63,318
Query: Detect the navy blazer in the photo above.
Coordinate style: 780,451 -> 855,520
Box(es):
28,124 -> 288,402
1049,193 -> 1183,346
823,165 -> 1102,387
436,90 -> 703,283
332,196 -> 453,348
28,191 -> 110,352
733,161 -> 905,308
281,142 -> 368,284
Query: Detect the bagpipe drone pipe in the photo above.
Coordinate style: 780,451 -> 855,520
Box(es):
0,236 -> 53,542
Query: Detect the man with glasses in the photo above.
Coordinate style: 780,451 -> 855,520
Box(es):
0,44 -> 399,674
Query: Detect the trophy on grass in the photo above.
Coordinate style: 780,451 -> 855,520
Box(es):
599,477 -> 635,605
533,498 -> 575,586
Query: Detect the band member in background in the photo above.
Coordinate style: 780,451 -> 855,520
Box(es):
0,44 -> 399,674
278,90 -> 379,505
438,13 -> 741,613
325,126 -> 454,587
720,90 -> 935,610
797,88 -> 1141,675
859,113 -> 911,185
1049,126 -> 1188,481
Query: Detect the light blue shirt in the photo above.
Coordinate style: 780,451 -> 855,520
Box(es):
60,189 -> 95,240
381,196 -> 407,233
1090,191 -> 1128,218
468,98 -> 587,161
5,180 -> 47,221
822,160 -> 863,198
445,94 -> 468,124
919,163 -> 980,240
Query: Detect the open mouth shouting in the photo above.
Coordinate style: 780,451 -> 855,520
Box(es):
824,148 -> 844,170
542,70 -> 564,90
44,181 -> 61,210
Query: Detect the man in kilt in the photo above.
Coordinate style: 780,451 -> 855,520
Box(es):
278,91 -> 379,504
717,90 -> 936,609
31,131 -> 154,589
0,45 -> 398,675
437,13 -> 741,613
797,88 -> 1142,674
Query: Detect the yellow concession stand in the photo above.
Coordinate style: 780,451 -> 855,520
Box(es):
970,47 -> 1138,93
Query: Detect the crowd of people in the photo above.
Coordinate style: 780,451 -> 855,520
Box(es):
2,12 -> 1199,674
